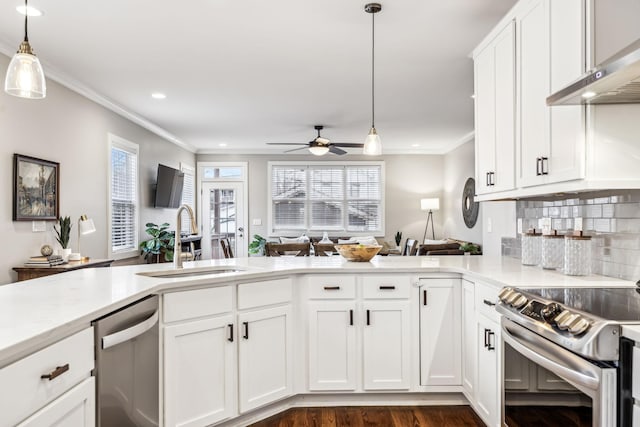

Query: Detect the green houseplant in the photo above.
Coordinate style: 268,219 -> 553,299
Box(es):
394,231 -> 403,246
248,234 -> 267,256
459,242 -> 481,255
140,222 -> 175,262
54,216 -> 72,249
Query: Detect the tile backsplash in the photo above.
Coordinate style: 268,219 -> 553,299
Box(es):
501,190 -> 640,281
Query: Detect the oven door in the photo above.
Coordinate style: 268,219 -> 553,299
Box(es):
501,317 -> 617,427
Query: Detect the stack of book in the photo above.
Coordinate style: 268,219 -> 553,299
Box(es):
24,255 -> 66,267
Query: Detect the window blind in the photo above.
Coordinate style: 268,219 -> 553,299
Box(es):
111,145 -> 138,253
180,165 -> 195,232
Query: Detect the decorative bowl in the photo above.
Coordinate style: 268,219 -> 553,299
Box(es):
334,244 -> 382,262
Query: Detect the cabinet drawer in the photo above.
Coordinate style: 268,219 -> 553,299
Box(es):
362,275 -> 410,299
238,278 -> 292,310
164,286 -> 233,323
308,275 -> 356,299
0,327 -> 94,427
476,281 -> 501,323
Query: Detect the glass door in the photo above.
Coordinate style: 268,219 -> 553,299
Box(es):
202,182 -> 246,259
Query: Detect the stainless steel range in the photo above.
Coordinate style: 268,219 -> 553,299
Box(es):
497,286 -> 640,427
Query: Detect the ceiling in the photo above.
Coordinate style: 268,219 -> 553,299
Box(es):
0,0 -> 516,155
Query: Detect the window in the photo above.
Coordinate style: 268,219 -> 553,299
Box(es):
180,163 -> 196,232
108,134 -> 139,259
269,162 -> 384,235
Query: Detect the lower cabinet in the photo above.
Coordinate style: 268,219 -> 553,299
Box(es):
461,279 -> 476,397
475,314 -> 501,427
419,278 -> 462,386
238,305 -> 293,413
164,314 -> 236,427
18,377 -> 95,427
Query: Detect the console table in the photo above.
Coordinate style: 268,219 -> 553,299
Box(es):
13,258 -> 114,282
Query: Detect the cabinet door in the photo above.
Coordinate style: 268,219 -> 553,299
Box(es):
362,301 -> 411,390
536,366 -> 576,391
308,302 -> 357,391
474,40 -> 496,195
493,20 -> 516,193
420,279 -> 461,386
238,305 -> 293,413
476,316 -> 501,427
18,377 -> 95,427
461,280 -> 476,397
164,315 -> 236,427
517,0 -> 549,188
503,340 -> 531,390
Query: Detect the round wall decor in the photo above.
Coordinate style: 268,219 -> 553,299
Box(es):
462,178 -> 479,228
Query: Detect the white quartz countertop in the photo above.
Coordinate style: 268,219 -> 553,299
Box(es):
0,255 -> 633,366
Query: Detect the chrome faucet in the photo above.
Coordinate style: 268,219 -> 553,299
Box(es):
174,204 -> 198,269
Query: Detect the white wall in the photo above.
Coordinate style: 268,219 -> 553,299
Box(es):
196,153 -> 446,246
481,201 -> 517,257
442,141 -> 483,244
0,53 -> 195,284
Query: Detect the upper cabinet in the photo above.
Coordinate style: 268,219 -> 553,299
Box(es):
474,20 -> 516,195
474,0 -> 640,200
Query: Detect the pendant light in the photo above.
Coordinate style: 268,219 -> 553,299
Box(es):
4,0 -> 46,99
363,3 -> 382,156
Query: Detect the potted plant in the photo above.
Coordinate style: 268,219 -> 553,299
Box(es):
54,216 -> 72,260
394,231 -> 403,248
140,222 -> 174,263
459,242 -> 481,255
248,234 -> 267,256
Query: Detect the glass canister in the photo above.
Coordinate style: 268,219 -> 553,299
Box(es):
564,232 -> 592,276
521,229 -> 542,266
541,231 -> 564,270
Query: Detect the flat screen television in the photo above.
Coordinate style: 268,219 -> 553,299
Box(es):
154,164 -> 184,208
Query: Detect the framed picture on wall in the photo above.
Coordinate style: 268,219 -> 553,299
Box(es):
13,154 -> 60,221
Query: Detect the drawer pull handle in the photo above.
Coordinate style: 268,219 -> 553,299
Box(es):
41,364 -> 69,381
483,299 -> 496,307
379,285 -> 395,290
324,286 -> 340,290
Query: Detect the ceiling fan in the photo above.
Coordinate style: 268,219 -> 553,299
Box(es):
267,125 -> 364,156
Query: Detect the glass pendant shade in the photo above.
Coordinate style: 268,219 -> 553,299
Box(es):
363,127 -> 382,155
5,50 -> 46,99
309,145 -> 330,156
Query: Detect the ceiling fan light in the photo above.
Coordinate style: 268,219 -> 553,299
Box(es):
309,145 -> 330,156
363,127 -> 382,155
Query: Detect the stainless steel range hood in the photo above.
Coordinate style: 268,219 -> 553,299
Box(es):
547,38 -> 640,105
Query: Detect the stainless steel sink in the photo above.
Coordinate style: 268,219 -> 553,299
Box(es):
137,266 -> 245,278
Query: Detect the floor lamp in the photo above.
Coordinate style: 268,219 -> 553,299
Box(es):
421,198 -> 440,242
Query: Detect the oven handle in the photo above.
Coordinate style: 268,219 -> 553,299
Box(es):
501,318 -> 600,391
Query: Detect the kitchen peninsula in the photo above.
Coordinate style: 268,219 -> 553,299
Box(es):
0,256 -> 633,427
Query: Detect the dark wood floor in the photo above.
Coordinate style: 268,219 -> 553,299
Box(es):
249,406 -> 486,427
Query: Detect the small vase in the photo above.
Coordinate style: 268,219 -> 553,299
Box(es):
60,248 -> 72,262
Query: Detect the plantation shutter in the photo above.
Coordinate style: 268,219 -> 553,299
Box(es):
111,144 -> 138,253
180,164 -> 196,232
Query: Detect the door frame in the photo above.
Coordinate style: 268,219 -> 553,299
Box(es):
197,162 -> 249,258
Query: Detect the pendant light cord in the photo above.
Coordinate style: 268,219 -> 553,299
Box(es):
23,0 -> 29,42
371,11 -> 375,128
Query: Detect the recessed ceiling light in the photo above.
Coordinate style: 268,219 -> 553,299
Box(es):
151,93 -> 166,99
411,143 -> 420,147
218,143 -> 227,147
16,5 -> 43,16
470,94 -> 476,99
582,91 -> 597,99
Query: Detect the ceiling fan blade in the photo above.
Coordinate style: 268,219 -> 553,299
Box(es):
331,143 -> 364,148
266,143 -> 309,146
284,146 -> 309,153
329,146 -> 347,155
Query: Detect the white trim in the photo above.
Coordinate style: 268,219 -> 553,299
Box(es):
107,133 -> 140,260
267,161 -> 385,237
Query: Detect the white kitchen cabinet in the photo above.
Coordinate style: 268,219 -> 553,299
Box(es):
517,0 -> 584,188
419,278 -> 461,386
164,314 -> 236,427
238,305 -> 293,413
17,377 -> 95,427
362,301 -> 411,390
307,301 -> 357,391
461,279 -> 476,398
474,20 -> 515,195
503,340 -> 531,391
475,314 -> 501,427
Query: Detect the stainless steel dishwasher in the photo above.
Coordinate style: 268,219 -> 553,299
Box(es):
93,295 -> 159,427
